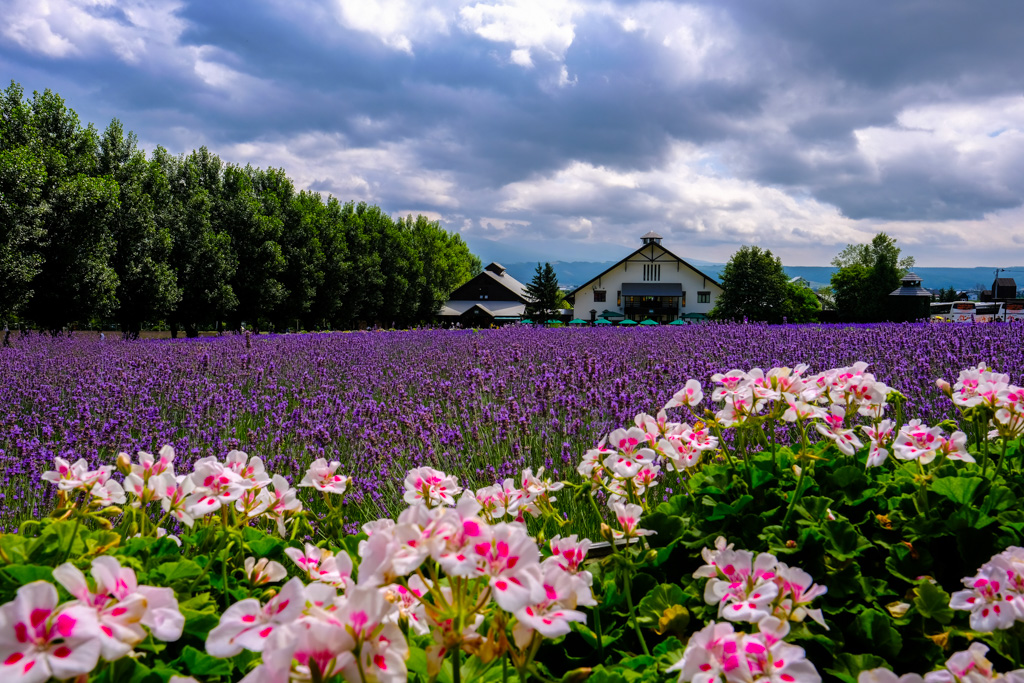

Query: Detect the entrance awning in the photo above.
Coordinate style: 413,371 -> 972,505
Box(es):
622,283 -> 683,297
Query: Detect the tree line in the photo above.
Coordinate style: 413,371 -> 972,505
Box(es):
710,233 -> 916,323
1,82 -> 481,338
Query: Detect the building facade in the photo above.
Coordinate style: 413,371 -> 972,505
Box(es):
438,262 -> 529,326
569,232 -> 723,323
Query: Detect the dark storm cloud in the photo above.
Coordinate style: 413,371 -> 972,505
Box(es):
2,0 -> 1023,264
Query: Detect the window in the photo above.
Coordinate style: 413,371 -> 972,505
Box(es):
642,264 -> 661,281
698,291 -> 710,304
593,290 -> 606,302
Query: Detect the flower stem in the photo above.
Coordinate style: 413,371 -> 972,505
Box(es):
621,568 -> 650,657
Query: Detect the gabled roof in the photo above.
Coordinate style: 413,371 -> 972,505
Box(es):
995,278 -> 1017,286
481,267 -> 528,300
568,242 -> 721,297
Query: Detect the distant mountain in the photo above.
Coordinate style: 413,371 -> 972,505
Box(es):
503,262 -> 1024,293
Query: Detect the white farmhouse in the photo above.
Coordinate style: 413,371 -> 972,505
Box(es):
569,232 -> 723,323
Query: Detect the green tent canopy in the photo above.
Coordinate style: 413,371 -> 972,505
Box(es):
520,319 -> 534,324
618,319 -> 638,326
594,318 -> 612,325
568,318 -> 588,325
639,319 -> 658,325
599,309 -> 625,320
545,319 -> 563,325
669,319 -> 686,325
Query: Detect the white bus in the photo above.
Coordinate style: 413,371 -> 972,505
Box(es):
930,301 -> 1004,322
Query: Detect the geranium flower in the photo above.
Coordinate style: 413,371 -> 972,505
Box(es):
814,405 -> 863,456
224,450 -> 271,487
299,458 -> 351,496
512,565 -> 587,646
285,544 -> 352,588
244,557 -> 288,586
664,379 -> 704,409
610,502 -> 655,540
402,467 -> 461,507
472,523 -> 544,612
950,562 -> 1018,631
206,577 -> 306,657
0,581 -> 102,683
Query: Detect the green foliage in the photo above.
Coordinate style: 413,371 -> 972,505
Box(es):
830,233 -> 915,322
524,262 -> 562,321
0,81 -> 482,333
709,245 -> 791,323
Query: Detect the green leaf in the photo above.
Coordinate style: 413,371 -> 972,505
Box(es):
823,653 -> 889,683
981,486 -> 1018,514
822,519 -> 872,560
179,593 -> 220,639
850,609 -> 903,659
570,620 -> 623,650
708,494 -> 754,521
913,580 -> 954,625
0,534 -> 30,564
794,496 -> 834,523
636,584 -> 689,635
585,665 -> 629,683
151,559 -> 202,584
931,476 -> 984,506
177,645 -> 233,677
1,564 -> 55,586
751,461 -> 778,489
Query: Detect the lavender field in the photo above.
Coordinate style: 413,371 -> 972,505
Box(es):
2,323 -> 1022,532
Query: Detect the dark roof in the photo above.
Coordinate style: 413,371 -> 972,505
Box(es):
641,230 -> 663,239
485,262 -> 507,275
568,242 -> 721,297
481,268 -> 528,300
995,278 -> 1016,287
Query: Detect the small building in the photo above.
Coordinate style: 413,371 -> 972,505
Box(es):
889,272 -> 932,321
568,232 -> 723,323
993,277 -> 1017,300
438,263 -> 529,326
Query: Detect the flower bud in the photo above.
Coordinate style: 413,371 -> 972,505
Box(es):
885,601 -> 910,617
116,452 -> 132,475
936,378 -> 952,395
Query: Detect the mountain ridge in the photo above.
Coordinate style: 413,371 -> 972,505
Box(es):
500,262 -> 1024,293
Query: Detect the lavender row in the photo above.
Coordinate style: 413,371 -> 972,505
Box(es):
2,323 -> 1022,530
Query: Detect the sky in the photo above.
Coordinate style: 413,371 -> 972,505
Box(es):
2,0 -> 1024,267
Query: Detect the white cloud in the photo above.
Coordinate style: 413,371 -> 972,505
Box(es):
609,2 -> 741,83
0,0 -> 187,61
854,95 -> 1024,189
333,0 -> 456,53
459,0 -> 578,65
221,132 -> 462,210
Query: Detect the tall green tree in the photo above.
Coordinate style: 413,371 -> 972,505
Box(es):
307,196 -> 350,329
0,146 -> 45,321
220,164 -> 287,332
23,89 -> 120,332
524,262 -> 561,321
275,189 -> 326,331
100,120 -> 179,339
0,82 -> 46,322
340,202 -> 387,328
829,233 -> 915,322
709,246 -> 790,323
164,147 -> 237,337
